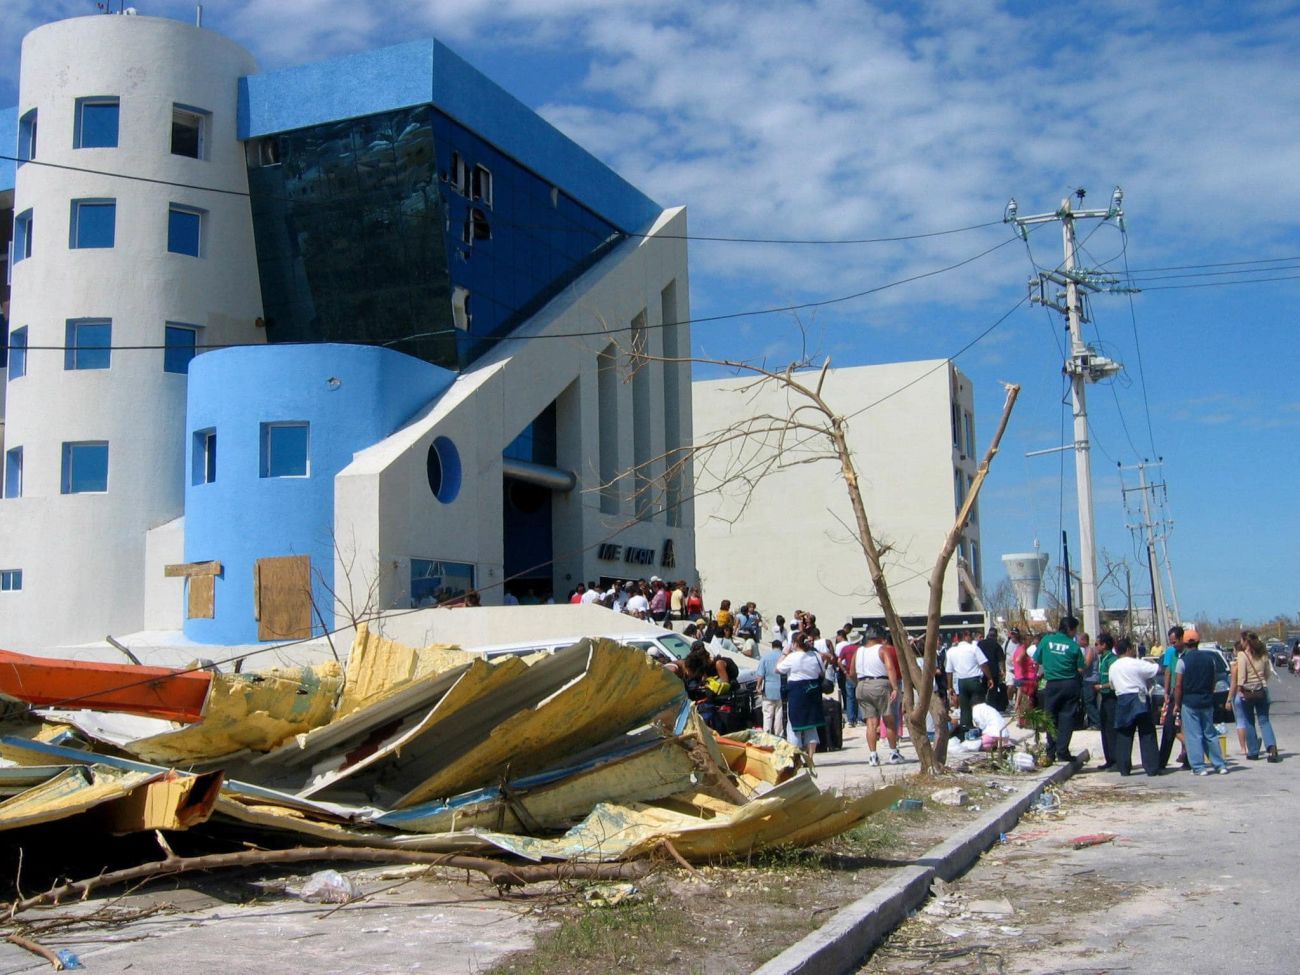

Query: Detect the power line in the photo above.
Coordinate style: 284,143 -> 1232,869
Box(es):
3,232 -> 1027,354
1132,272 -> 1300,292
0,152 -> 1004,246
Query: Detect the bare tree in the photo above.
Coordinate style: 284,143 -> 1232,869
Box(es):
603,341 -> 1020,774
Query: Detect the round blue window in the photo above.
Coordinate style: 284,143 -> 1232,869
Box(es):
426,436 -> 462,504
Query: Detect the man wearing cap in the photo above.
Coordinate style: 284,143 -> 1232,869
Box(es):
1035,615 -> 1086,762
1174,628 -> 1228,774
855,626 -> 904,765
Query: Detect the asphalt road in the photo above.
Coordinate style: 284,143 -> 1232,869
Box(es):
862,666 -> 1299,974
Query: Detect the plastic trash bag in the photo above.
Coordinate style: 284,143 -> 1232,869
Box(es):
299,869 -> 360,904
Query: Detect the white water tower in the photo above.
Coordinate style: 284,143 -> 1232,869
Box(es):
1002,552 -> 1049,613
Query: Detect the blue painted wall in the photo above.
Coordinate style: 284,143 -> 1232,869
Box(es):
238,39 -> 660,234
0,106 -> 16,192
183,343 -> 453,644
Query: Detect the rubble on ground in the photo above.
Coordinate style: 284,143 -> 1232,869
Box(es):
0,625 -> 901,903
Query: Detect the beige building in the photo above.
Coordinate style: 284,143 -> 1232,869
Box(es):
691,359 -> 985,633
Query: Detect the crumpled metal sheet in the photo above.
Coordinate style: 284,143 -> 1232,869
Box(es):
335,624 -> 471,718
122,663 -> 343,765
461,774 -> 906,863
390,640 -> 687,808
0,763 -> 223,834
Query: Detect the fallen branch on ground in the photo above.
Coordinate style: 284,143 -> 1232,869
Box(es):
5,933 -> 64,970
7,846 -> 653,918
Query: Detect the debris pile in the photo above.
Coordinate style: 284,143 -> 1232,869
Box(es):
0,625 -> 900,893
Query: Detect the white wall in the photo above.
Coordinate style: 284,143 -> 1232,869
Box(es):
0,16 -> 263,648
333,208 -> 695,622
692,360 -> 981,627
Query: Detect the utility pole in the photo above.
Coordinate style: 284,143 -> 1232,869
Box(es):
1122,461 -> 1169,638
1006,188 -> 1130,640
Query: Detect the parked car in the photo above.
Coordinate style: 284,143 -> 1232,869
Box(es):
1267,641 -> 1289,668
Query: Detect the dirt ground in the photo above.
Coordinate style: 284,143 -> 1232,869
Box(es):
858,773 -> 1189,975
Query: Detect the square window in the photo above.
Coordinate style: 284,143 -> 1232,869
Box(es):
8,327 -> 27,380
164,323 -> 199,374
61,441 -> 109,494
0,570 -> 22,592
168,205 -> 203,257
18,109 -> 37,165
260,422 -> 309,478
4,447 -> 21,499
75,98 -> 120,149
65,319 -> 112,370
70,199 -> 116,249
192,428 -> 216,485
13,210 -> 33,263
171,105 -> 208,159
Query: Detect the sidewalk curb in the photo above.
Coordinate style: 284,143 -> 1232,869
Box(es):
751,750 -> 1090,975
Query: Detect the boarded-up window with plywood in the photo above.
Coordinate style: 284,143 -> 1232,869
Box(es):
164,560 -> 222,619
253,555 -> 312,640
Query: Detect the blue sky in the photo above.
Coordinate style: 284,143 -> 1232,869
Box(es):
5,0 -> 1298,624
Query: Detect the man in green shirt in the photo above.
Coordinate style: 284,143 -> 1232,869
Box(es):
1036,615 -> 1085,761
1096,633 -> 1118,769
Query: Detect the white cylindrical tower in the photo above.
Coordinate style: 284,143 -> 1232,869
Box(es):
1001,552 -> 1050,615
1,15 -> 263,648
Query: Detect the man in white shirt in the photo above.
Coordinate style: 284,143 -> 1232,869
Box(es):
946,631 -> 994,737
1109,637 -> 1161,775
580,581 -> 602,605
855,626 -> 903,766
625,588 -> 650,617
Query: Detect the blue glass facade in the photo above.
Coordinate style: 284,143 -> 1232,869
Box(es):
246,105 -> 623,371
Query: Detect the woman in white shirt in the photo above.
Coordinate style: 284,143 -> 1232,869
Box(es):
777,634 -> 832,759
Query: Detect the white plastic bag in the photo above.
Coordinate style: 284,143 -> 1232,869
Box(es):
298,869 -> 360,904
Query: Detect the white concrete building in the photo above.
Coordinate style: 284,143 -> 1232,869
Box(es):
692,359 -> 984,633
0,14 -> 695,649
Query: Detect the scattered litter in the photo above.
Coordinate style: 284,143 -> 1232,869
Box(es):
56,949 -> 83,970
931,787 -> 968,807
998,832 -> 1007,844
1012,751 -> 1037,772
1070,832 -> 1117,850
938,924 -> 969,939
967,898 -> 1014,916
298,869 -> 360,904
998,926 -> 1023,936
583,883 -> 642,908
891,798 -> 924,812
1034,791 -> 1060,811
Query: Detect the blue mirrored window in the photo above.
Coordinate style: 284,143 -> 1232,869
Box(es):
65,319 -> 112,370
13,210 -> 33,262
75,98 -> 119,149
164,323 -> 199,373
168,206 -> 203,256
410,559 -> 474,607
8,328 -> 27,380
70,200 -> 116,249
0,570 -> 21,592
260,422 -> 309,478
192,429 -> 216,485
61,442 -> 109,494
18,109 -> 36,165
4,447 -> 22,499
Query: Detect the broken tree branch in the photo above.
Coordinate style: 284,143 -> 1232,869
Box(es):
8,846 -> 652,917
5,933 -> 63,970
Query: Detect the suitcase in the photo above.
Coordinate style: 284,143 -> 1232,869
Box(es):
818,696 -> 844,752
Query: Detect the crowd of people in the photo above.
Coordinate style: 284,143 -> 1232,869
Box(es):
553,578 -> 1283,779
